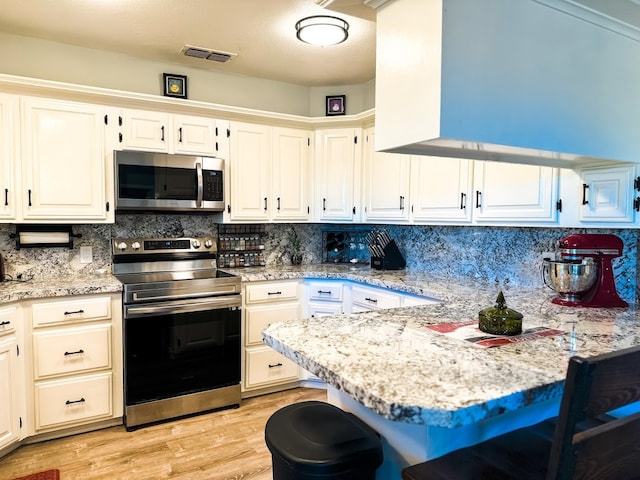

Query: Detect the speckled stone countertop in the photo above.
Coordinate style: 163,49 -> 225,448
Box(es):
250,265 -> 640,428
0,274 -> 122,303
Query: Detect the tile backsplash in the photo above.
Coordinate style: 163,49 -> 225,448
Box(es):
0,216 -> 636,302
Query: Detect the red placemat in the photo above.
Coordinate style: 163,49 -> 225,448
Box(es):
427,320 -> 564,348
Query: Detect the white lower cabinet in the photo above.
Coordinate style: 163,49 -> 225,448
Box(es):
304,279 -> 344,318
0,304 -> 24,454
34,372 -> 113,430
27,293 -> 122,436
242,280 -> 301,395
246,278 -> 439,392
350,284 -> 402,313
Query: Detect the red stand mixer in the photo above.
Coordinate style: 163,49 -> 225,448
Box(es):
544,233 -> 628,308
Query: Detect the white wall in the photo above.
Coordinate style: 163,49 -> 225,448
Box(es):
0,32 -> 374,117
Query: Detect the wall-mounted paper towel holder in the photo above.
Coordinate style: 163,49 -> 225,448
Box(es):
10,225 -> 82,250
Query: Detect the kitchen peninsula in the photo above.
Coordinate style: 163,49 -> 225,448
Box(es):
259,266 -> 640,479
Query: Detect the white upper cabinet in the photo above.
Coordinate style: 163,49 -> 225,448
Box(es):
173,114 -> 218,155
271,126 -> 311,221
118,108 -> 225,157
0,94 -> 18,221
578,165 -> 636,224
20,96 -> 111,222
410,155 -> 473,223
315,128 -> 362,222
119,109 -> 169,152
227,122 -> 311,222
362,128 -> 410,222
228,122 -> 271,222
472,162 -> 559,223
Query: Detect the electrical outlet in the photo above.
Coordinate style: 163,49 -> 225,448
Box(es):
80,245 -> 93,264
542,251 -> 555,261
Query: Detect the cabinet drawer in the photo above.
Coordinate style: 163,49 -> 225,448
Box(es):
306,281 -> 343,302
352,285 -> 401,310
35,372 -> 113,430
33,325 -> 111,379
245,282 -> 299,304
0,305 -> 18,336
245,347 -> 300,388
32,296 -> 111,327
245,304 -> 299,346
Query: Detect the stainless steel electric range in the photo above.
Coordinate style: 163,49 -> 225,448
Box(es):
112,236 -> 241,430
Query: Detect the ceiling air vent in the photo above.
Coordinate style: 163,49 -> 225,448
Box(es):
181,45 -> 237,63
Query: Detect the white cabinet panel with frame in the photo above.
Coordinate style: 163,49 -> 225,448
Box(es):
410,155 -> 474,223
0,94 -> 18,221
0,305 -> 24,454
472,161 -> 559,224
227,122 -> 311,222
27,293 -> 123,436
242,280 -> 302,395
315,128 -> 362,222
578,165 -> 636,224
19,96 -> 112,223
118,109 -> 224,157
362,127 -> 411,223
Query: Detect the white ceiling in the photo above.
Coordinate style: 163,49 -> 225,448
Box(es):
0,0 -> 377,87
0,0 -> 639,88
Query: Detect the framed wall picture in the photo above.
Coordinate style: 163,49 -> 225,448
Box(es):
326,95 -> 346,116
163,73 -> 188,99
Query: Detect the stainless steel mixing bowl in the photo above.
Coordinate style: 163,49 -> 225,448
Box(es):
543,259 -> 598,301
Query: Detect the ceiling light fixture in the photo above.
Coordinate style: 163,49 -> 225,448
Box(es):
295,15 -> 349,46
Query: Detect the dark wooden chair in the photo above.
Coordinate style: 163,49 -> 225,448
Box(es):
402,345 -> 640,480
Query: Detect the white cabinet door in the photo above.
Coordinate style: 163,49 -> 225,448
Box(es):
579,165 -> 635,223
411,155 -> 473,223
0,94 -> 18,221
120,109 -> 170,152
0,334 -> 20,451
473,161 -> 559,223
315,128 -> 361,222
228,122 -> 271,221
362,128 -> 410,222
20,97 -> 108,221
0,305 -> 22,451
272,127 -> 311,221
173,114 -> 216,155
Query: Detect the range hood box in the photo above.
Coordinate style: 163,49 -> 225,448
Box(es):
374,0 -> 640,168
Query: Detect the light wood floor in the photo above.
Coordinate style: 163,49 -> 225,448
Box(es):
0,387 -> 326,480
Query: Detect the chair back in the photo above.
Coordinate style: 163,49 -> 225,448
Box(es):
547,344 -> 640,479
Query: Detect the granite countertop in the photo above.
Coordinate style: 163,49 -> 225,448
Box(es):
4,264 -> 639,431
255,265 -> 640,428
0,273 -> 122,304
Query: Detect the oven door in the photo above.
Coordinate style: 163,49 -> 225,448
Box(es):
124,295 -> 241,407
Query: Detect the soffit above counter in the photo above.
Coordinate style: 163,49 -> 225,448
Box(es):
373,0 -> 640,170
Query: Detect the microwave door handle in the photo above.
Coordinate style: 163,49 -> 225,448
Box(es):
196,162 -> 203,208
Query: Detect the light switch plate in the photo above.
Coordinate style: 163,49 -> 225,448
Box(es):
80,246 -> 93,264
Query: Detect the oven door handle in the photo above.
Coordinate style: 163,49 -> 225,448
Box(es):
131,286 -> 240,303
125,295 -> 241,318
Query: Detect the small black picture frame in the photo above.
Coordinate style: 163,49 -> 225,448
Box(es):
163,73 -> 188,99
326,95 -> 346,116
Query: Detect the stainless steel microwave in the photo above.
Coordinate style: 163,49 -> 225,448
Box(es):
115,151 -> 224,212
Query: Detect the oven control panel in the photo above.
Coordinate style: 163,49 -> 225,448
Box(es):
113,237 -> 216,255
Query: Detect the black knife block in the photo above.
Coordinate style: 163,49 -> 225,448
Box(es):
370,240 -> 406,270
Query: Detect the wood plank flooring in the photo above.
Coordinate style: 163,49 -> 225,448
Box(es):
0,387 -> 326,480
